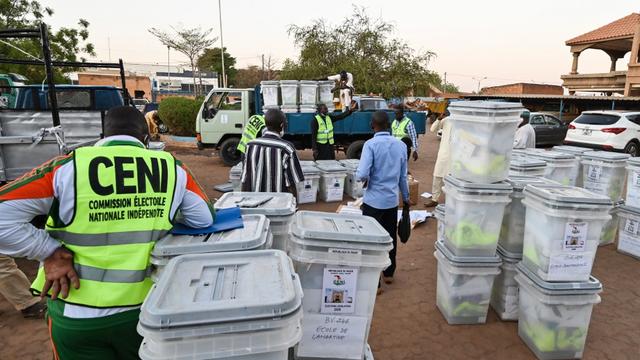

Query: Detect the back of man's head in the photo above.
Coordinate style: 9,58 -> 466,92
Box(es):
104,106 -> 149,143
265,109 -> 286,132
372,110 -> 389,131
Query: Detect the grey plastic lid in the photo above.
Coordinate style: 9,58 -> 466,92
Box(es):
618,204 -> 640,217
448,100 -> 524,111
214,192 -> 296,216
444,175 -> 512,193
291,211 -> 392,245
279,80 -> 299,84
524,184 -> 612,206
435,204 -> 445,216
506,176 -> 560,192
299,80 -> 318,85
435,241 -> 501,267
510,157 -> 546,169
552,145 -> 592,156
229,163 -> 243,175
529,151 -> 575,161
316,163 -> 348,173
140,250 -> 302,329
151,215 -> 269,257
582,150 -> 631,162
627,157 -> 640,167
299,161 -> 316,167
496,244 -> 522,261
516,262 -> 602,295
301,166 -> 321,175
260,80 -> 280,86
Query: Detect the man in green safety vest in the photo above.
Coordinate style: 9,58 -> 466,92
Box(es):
237,114 -> 266,154
391,107 -> 419,161
311,103 -> 353,160
0,106 -> 215,359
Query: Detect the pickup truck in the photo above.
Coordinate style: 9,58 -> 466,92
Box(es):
0,73 -> 27,108
195,86 -> 427,165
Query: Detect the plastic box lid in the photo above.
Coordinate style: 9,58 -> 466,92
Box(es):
151,215 -> 269,257
515,262 -> 602,295
140,250 -> 302,330
496,244 -> 522,262
214,192 -> 296,216
299,80 -> 318,85
229,163 -> 243,176
299,160 -> 316,167
510,157 -> 546,170
301,166 -> 321,175
582,150 -> 631,163
435,241 -> 501,267
316,163 -> 348,173
528,150 -> 575,161
618,204 -> 640,218
291,211 -> 392,244
627,157 -> 640,167
506,175 -> 560,192
552,145 -> 592,156
523,184 -> 612,206
279,80 -> 299,85
260,80 -> 280,86
435,204 -> 445,217
448,101 -> 524,122
444,175 -> 512,193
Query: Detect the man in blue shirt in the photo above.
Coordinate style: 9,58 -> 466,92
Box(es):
357,111 -> 410,290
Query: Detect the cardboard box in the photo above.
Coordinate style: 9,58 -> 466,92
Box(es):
400,175 -> 419,208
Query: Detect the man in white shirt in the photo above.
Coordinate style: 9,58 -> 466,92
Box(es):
327,71 -> 354,112
513,111 -> 536,149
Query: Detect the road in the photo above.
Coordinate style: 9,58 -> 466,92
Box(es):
1,131 -> 638,359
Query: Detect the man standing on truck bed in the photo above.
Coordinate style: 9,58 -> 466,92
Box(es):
312,103 -> 353,160
327,70 -> 354,112
237,113 -> 266,155
391,107 -> 419,161
0,106 -> 214,359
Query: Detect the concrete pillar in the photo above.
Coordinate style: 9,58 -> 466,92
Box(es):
571,52 -> 580,74
610,55 -> 618,72
631,22 -> 640,65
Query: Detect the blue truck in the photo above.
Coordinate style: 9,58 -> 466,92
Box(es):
195,86 -> 427,165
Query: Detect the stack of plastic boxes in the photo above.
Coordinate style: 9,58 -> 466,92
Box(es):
518,184 -> 611,359
214,192 -> 296,252
315,163 -> 348,202
279,80 -> 299,113
260,80 -> 280,112
149,214 -> 272,280
617,157 -> 640,259
436,101 -> 523,325
318,80 -> 335,112
528,151 -> 579,186
299,80 -> 318,113
137,251 -> 304,360
297,165 -> 321,204
289,211 -> 391,360
228,162 -> 243,191
339,159 -> 364,199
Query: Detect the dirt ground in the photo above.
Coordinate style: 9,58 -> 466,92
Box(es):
1,131 -> 639,360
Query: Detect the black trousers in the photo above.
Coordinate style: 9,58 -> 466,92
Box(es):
361,202 -> 398,277
314,143 -> 335,160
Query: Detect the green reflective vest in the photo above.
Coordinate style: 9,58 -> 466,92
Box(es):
237,115 -> 266,153
392,117 -> 411,139
315,114 -> 334,145
31,143 -> 177,308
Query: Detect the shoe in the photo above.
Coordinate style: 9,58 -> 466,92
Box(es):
424,199 -> 438,208
382,276 -> 394,284
21,302 -> 47,319
376,288 -> 384,296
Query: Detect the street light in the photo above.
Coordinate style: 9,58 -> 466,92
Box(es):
218,0 -> 226,88
473,76 -> 488,93
167,45 -> 171,91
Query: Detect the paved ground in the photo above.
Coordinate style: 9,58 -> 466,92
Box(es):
1,131 -> 639,359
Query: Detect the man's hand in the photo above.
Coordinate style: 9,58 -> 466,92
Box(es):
412,151 -> 418,161
41,247 -> 79,300
313,149 -> 319,160
403,201 -> 411,209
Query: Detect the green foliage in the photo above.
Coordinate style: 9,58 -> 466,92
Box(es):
0,0 -> 95,83
235,66 -> 262,88
281,6 -> 458,97
197,47 -> 237,85
158,97 -> 201,136
441,83 -> 460,94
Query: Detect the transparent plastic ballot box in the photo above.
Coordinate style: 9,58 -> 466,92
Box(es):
288,211 -> 392,360
260,80 -> 280,108
528,151 -> 579,186
581,151 -> 630,202
297,165 -> 321,204
490,245 -> 522,321
515,262 -> 602,360
435,204 -> 446,244
448,101 -> 524,183
616,205 -> 640,259
229,162 -> 243,192
214,192 -> 296,252
150,214 -> 272,279
315,163 -> 348,203
521,185 -> 612,282
299,80 -> 319,106
509,157 -> 547,177
434,241 -> 501,325
138,250 -> 303,360
279,80 -> 299,106
552,145 -> 592,187
625,156 -> 640,207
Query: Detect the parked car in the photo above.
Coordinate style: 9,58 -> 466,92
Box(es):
529,112 -> 569,147
564,111 -> 640,156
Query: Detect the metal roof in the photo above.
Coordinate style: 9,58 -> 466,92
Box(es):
566,13 -> 640,46
465,94 -> 640,101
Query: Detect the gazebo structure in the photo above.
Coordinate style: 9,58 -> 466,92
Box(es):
561,13 -> 640,96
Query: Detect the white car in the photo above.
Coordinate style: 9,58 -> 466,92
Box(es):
564,111 -> 640,157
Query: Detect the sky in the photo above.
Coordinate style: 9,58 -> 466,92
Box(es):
40,0 -> 638,92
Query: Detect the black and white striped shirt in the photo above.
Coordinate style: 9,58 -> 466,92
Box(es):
241,131 -> 304,193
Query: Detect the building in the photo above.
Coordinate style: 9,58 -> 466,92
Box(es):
77,70 -> 152,99
480,83 -> 563,96
561,13 -> 640,96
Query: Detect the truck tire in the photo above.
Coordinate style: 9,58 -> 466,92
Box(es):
346,140 -> 366,159
219,137 -> 242,166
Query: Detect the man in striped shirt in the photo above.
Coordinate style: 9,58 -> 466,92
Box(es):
241,109 -> 304,194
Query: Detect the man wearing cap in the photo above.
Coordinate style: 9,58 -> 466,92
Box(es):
0,106 -> 214,359
514,110 -> 536,149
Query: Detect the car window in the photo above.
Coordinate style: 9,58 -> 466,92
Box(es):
625,114 -> 640,126
0,78 -> 10,94
530,115 -> 545,125
573,113 -> 620,125
545,116 -> 561,126
55,90 -> 91,109
219,92 -> 242,111
359,99 -> 388,111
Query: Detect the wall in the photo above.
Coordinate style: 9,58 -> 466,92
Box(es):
481,83 -> 563,95
78,73 -> 152,100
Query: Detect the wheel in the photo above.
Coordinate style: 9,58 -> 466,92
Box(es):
624,141 -> 640,157
346,140 -> 366,159
219,137 -> 242,166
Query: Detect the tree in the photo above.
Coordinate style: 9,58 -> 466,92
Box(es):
235,66 -> 262,88
441,83 -> 460,94
197,47 -> 237,85
0,0 -> 95,83
149,26 -> 216,97
281,6 -> 458,97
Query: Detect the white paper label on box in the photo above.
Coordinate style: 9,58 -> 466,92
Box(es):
299,189 -> 316,203
587,165 -> 602,181
328,187 -> 344,201
321,267 -> 358,314
618,223 -> 640,257
627,172 -> 640,207
623,219 -> 640,235
548,253 -> 592,280
562,222 -> 588,251
329,248 -> 362,255
296,314 -> 368,360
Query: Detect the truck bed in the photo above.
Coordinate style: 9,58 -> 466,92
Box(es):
284,110 -> 427,135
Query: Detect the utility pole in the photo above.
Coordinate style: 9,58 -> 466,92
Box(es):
443,72 -> 447,92
218,0 -> 226,88
107,37 -> 111,62
473,76 -> 487,93
167,45 -> 171,92
262,54 -> 265,80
